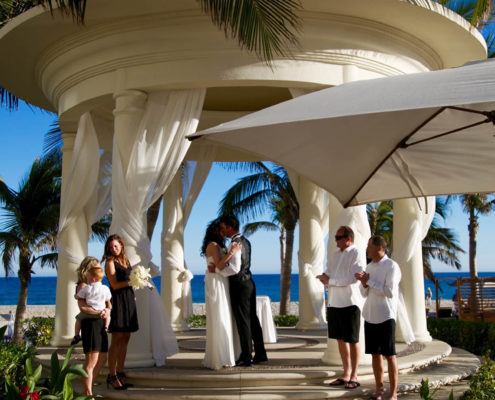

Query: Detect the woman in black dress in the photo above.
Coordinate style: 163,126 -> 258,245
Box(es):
103,234 -> 139,390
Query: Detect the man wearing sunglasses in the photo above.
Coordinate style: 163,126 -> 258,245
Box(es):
316,226 -> 365,389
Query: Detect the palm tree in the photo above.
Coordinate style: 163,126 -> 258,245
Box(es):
367,198 -> 464,281
0,154 -> 61,344
218,162 -> 299,315
0,0 -> 301,110
453,194 -> 495,278
421,197 -> 464,281
367,201 -> 393,250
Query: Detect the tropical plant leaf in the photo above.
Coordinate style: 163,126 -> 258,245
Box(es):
198,0 -> 301,61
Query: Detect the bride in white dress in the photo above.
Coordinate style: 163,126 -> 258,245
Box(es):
201,220 -> 241,369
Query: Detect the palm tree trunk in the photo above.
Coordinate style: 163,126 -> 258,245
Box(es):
468,210 -> 479,312
279,228 -> 294,315
146,195 -> 163,240
468,210 -> 478,278
13,277 -> 28,344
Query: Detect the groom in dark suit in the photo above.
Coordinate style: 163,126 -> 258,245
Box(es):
218,215 -> 267,366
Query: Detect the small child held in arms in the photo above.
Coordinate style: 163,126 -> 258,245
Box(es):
70,257 -> 111,346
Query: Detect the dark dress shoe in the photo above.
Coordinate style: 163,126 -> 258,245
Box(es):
253,355 -> 268,364
235,358 -> 253,367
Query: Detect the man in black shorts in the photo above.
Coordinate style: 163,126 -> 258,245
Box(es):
355,235 -> 401,400
317,226 -> 365,389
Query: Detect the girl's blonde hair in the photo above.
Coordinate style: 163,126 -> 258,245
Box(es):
76,256 -> 101,284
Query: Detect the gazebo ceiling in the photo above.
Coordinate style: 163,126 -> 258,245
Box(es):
0,0 -> 487,118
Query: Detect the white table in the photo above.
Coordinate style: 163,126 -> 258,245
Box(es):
256,296 -> 277,343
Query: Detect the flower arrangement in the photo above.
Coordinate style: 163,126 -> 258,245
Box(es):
129,265 -> 153,290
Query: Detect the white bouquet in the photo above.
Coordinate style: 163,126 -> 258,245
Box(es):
129,265 -> 153,290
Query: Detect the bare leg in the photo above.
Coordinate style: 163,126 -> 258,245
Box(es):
337,340 -> 351,380
116,332 -> 131,373
385,355 -> 398,400
93,352 -> 108,386
372,354 -> 385,397
108,332 -> 123,376
349,342 -> 360,382
82,351 -> 99,395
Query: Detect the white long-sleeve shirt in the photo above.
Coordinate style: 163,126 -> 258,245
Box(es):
360,255 -> 401,324
218,234 -> 242,277
324,245 -> 365,309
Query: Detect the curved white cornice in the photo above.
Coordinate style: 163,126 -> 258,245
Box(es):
0,0 -> 487,115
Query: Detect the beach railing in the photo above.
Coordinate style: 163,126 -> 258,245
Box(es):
455,277 -> 495,322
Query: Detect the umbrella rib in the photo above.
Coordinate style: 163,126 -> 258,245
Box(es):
343,108 -> 446,207
402,119 -> 490,147
402,106 -> 495,148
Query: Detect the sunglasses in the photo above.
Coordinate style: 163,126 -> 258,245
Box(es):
335,235 -> 347,240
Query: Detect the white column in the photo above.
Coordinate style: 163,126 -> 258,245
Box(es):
161,170 -> 189,331
393,199 -> 432,343
322,195 -> 371,365
112,89 -> 155,366
52,128 -> 90,346
296,177 -> 327,331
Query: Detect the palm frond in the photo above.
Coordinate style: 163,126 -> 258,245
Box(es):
34,252 -> 58,269
0,86 -> 19,110
43,120 -> 63,157
91,214 -> 111,242
198,0 -> 301,62
243,220 -> 279,236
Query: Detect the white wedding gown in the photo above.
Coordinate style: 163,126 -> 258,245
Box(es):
203,256 -> 240,369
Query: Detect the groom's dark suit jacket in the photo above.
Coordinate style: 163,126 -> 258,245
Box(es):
228,233 -> 266,362
229,234 -> 251,283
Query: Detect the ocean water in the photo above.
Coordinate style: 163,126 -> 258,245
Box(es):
0,274 -> 300,305
0,272 -> 493,305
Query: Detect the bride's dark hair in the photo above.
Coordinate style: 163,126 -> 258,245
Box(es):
200,219 -> 225,256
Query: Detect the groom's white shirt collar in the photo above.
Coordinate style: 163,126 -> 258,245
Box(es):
231,233 -> 242,241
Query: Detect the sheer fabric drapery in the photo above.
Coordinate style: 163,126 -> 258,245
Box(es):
57,112 -> 112,265
162,144 -> 216,320
111,89 -> 206,365
393,196 -> 435,344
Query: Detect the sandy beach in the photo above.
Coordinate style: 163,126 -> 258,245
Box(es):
0,301 -> 301,327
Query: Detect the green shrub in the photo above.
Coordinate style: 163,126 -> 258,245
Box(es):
419,378 -> 454,400
23,317 -> 54,347
427,319 -> 495,358
187,315 -> 206,328
461,353 -> 495,400
5,347 -> 93,400
274,314 -> 299,327
0,341 -> 36,399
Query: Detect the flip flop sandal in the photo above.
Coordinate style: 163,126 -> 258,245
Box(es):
345,380 -> 361,389
329,378 -> 348,386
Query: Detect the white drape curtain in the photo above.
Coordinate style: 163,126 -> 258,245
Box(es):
57,112 -> 112,265
393,196 -> 435,344
162,144 -> 217,319
111,89 -> 206,365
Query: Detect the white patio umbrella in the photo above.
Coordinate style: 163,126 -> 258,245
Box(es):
189,59 -> 495,207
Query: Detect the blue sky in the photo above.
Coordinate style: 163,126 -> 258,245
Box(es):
1,102 -> 494,277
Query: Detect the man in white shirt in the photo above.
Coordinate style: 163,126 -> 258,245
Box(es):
355,235 -> 401,400
316,226 -> 364,389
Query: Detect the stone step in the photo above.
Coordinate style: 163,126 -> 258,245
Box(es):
99,348 -> 479,400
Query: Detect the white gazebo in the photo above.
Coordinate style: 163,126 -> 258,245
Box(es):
0,0 -> 486,367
